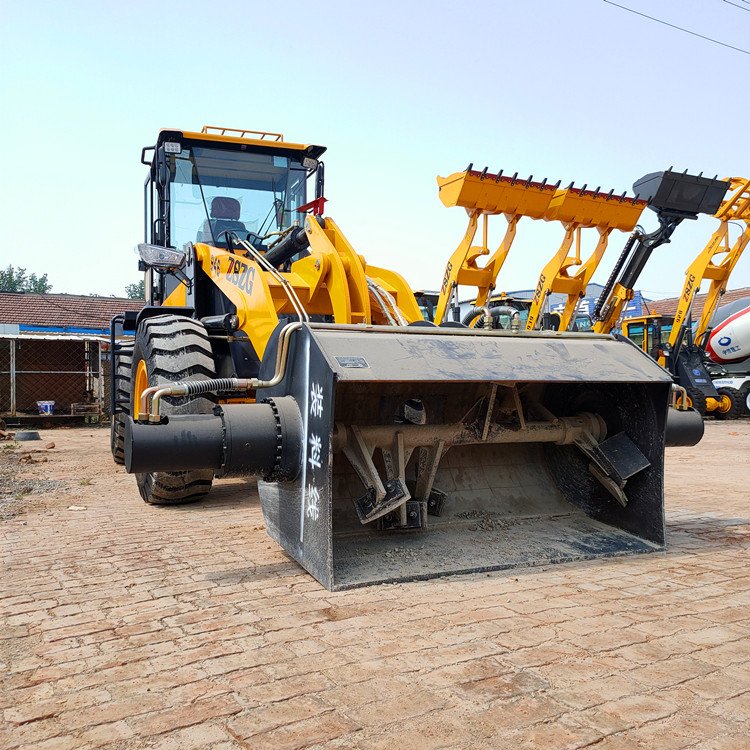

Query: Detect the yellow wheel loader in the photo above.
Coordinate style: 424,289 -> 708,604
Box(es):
622,177 -> 750,418
112,128 -> 703,590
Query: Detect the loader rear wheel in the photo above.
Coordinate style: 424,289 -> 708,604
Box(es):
110,353 -> 132,465
713,387 -> 743,420
131,315 -> 216,505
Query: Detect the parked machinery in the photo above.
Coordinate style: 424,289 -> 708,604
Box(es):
622,177 -> 748,417
433,167 -> 559,326
432,167 -> 646,331
707,302 -> 750,415
114,133 -> 704,590
524,185 -> 646,332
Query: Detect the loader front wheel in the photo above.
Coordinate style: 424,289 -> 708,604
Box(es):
131,315 -> 216,505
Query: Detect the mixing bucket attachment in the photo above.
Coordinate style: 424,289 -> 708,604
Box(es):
256,325 -> 673,590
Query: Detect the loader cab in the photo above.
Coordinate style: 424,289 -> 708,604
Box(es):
623,315 -> 674,364
143,127 -> 326,305
414,290 -> 440,322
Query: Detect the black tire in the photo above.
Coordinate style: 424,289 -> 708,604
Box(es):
132,315 -> 216,505
740,382 -> 750,416
713,387 -> 744,421
110,352 -> 132,465
685,387 -> 707,417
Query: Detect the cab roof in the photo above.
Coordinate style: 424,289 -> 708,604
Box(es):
156,125 -> 327,160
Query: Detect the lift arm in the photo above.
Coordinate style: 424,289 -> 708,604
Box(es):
525,186 -> 646,331
434,168 -> 559,325
672,177 -> 750,350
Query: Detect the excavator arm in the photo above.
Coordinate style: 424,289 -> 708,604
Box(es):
435,168 -> 646,332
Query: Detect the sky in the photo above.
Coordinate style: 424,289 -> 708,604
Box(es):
1,0 -> 749,301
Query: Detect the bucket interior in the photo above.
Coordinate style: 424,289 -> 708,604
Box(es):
328,380 -> 666,589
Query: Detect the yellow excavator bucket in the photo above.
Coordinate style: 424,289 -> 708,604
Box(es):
434,169 -> 565,324
435,165 -> 648,332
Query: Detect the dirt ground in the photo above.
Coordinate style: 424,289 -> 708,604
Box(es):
1,421 -> 750,750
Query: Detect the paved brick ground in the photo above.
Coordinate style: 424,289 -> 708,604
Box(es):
1,421 -> 749,749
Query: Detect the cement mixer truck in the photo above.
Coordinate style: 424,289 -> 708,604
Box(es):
707,303 -> 750,414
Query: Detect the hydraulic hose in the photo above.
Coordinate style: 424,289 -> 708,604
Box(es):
462,306 -> 493,328
593,229 -> 639,320
462,305 -> 521,330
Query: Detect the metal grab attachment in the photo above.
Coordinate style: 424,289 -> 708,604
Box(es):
124,321 -> 680,590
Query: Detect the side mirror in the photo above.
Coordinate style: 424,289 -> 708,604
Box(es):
136,244 -> 186,271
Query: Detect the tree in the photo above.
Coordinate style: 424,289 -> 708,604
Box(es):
125,279 -> 145,299
0,265 -> 52,293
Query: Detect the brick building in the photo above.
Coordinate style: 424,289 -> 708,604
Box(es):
0,292 -> 143,421
644,286 -> 750,319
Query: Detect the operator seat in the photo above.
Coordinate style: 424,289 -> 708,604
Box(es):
196,197 -> 248,245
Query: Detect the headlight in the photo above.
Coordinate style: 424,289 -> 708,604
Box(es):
136,244 -> 186,270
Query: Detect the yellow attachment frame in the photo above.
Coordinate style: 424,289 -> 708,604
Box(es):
189,216 -> 422,364
670,176 -> 750,351
434,169 -> 559,324
526,187 -> 646,331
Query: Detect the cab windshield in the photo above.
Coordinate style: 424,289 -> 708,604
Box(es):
168,146 -> 308,249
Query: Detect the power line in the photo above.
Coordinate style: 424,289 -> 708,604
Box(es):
724,0 -> 750,12
602,1 -> 750,55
